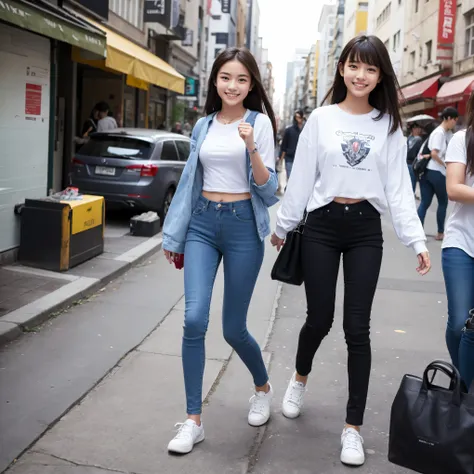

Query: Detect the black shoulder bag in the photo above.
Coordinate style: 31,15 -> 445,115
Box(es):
412,140 -> 431,179
271,213 -> 307,286
388,359 -> 474,474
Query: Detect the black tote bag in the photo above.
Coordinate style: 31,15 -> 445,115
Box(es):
388,360 -> 474,474
271,215 -> 306,286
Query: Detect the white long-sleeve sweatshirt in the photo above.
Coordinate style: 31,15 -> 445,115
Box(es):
275,104 -> 428,255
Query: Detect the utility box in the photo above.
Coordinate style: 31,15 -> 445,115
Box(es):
19,195 -> 105,271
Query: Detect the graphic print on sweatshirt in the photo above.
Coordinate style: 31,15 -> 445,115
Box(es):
336,130 -> 375,168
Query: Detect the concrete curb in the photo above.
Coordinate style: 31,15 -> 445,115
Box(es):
0,236 -> 163,348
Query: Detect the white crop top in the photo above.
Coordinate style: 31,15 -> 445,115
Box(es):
275,104 -> 427,255
199,110 -> 275,193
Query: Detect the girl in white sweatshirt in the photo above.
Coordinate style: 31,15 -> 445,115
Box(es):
271,35 -> 431,467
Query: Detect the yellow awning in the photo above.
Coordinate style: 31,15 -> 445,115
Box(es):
80,17 -> 184,94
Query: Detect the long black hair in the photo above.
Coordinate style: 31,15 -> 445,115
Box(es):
322,35 -> 402,135
204,47 -> 277,140
465,92 -> 474,175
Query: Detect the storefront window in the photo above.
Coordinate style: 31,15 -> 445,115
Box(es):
124,85 -> 136,127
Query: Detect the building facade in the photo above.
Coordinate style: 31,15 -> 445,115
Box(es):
435,0 -> 473,121
317,2 -> 337,106
301,44 -> 317,114
398,0 -> 453,119
326,0 -> 345,97
342,0 -> 368,45
0,0 -> 207,257
283,48 -> 310,124
246,0 -> 260,56
206,0 -> 238,84
368,0 -> 404,78
237,0 -> 248,47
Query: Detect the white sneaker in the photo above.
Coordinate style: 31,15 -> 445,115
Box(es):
167,419 -> 205,454
282,372 -> 306,419
248,383 -> 273,427
340,427 -> 365,466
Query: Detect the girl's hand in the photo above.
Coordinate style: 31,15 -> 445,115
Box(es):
164,250 -> 176,264
271,233 -> 285,251
238,121 -> 256,151
416,251 -> 431,276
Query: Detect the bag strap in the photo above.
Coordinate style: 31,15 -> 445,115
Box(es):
245,110 -> 259,128
245,111 -> 259,175
422,360 -> 462,406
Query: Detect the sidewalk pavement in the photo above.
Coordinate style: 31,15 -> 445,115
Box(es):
0,224 -> 163,346
3,205 -> 449,474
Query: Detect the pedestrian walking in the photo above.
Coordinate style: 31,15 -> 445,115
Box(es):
162,47 -> 278,455
406,122 -> 424,193
270,35 -> 431,467
442,92 -> 474,391
417,107 -> 458,241
280,110 -> 305,181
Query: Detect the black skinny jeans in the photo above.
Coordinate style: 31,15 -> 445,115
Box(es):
296,201 -> 383,426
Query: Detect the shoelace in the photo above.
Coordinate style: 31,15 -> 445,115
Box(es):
249,394 -> 268,415
286,383 -> 304,407
173,422 -> 194,440
342,430 -> 364,451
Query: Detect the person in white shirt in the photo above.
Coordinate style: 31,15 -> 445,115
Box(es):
417,107 -> 458,241
270,35 -> 431,467
96,102 -> 118,132
163,47 -> 278,455
442,94 -> 474,391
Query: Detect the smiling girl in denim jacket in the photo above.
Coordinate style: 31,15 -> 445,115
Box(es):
162,47 -> 278,455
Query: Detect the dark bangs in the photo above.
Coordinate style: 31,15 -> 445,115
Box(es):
347,39 -> 381,69
322,35 -> 402,135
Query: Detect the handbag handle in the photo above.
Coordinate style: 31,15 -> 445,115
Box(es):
294,211 -> 308,234
421,360 -> 462,406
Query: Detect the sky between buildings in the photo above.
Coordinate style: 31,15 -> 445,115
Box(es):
258,0 -> 323,107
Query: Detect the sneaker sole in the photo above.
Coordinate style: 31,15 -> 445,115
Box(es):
340,456 -> 365,466
167,433 -> 205,454
248,415 -> 270,427
282,405 -> 301,419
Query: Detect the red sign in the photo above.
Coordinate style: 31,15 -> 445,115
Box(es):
437,0 -> 456,45
25,83 -> 42,116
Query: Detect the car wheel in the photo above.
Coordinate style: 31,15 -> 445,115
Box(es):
161,188 -> 175,224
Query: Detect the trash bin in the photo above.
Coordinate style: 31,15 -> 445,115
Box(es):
19,195 -> 105,271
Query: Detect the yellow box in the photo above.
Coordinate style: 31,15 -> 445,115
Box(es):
65,195 -> 104,235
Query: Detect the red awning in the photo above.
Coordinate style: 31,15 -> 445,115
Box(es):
436,74 -> 474,105
400,75 -> 442,102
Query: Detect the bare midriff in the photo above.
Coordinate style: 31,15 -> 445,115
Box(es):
333,197 -> 364,205
202,191 -> 251,202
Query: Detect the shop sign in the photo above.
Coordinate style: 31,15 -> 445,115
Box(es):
182,29 -> 193,47
437,0 -> 456,46
0,0 -> 106,57
25,83 -> 42,116
144,0 -> 185,40
144,0 -> 166,23
222,0 -> 231,14
184,77 -> 199,97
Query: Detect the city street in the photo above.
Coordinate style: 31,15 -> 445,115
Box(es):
0,206 -> 448,474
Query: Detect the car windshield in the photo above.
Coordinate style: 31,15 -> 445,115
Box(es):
78,136 -> 153,160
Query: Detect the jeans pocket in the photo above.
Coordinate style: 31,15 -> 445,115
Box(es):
232,206 -> 254,223
192,203 -> 206,216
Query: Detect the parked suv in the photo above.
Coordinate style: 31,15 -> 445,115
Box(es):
71,129 -> 191,222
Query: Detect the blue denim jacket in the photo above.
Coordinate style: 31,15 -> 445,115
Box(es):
163,110 -> 279,254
